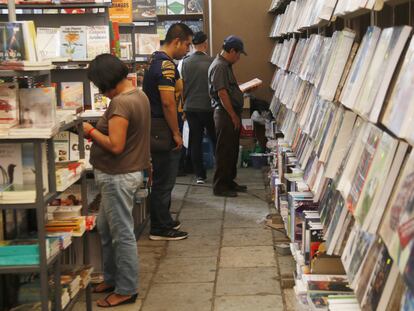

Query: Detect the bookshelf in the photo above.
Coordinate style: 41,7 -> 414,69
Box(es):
0,87 -> 92,311
267,0 -> 414,310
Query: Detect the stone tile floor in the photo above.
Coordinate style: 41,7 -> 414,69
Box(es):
74,168 -> 304,310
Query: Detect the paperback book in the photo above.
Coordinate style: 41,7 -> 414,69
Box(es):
0,82 -> 19,128
60,26 -> 87,60
86,26 -> 110,59
61,82 -> 84,110
36,27 -> 61,61
133,0 -> 156,20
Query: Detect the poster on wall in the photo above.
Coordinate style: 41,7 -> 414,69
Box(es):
109,0 -> 133,23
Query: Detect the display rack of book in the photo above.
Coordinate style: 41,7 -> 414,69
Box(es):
0,66 -> 93,310
266,0 -> 414,310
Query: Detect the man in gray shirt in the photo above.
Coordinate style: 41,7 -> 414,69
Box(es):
208,35 -> 248,197
182,32 -> 216,184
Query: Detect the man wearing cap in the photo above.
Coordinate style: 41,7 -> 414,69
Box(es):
181,31 -> 216,185
208,35 -> 248,197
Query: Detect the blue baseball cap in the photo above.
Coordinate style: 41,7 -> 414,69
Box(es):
223,35 -> 247,55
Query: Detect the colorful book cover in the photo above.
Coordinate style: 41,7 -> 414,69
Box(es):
167,0 -> 185,14
19,87 -> 57,128
185,0 -> 203,14
3,22 -> 25,61
90,82 -> 110,111
156,0 -> 167,14
60,26 -> 87,60
0,83 -> 19,128
61,82 -> 84,110
0,144 -> 23,187
36,27 -> 61,61
86,26 -> 110,60
133,0 -> 156,20
109,0 -> 133,23
54,131 -> 70,162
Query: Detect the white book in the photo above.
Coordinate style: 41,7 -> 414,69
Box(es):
0,82 -> 19,129
135,33 -> 160,55
86,26 -> 110,60
340,26 -> 381,110
37,27 -> 61,61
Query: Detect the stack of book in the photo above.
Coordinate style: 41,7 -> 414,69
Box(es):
55,160 -> 85,192
45,216 -> 86,237
0,238 -> 59,266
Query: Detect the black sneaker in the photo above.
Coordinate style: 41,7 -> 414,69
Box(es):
213,190 -> 238,197
149,229 -> 188,241
171,220 -> 181,230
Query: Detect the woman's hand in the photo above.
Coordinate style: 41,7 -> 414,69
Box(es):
83,122 -> 94,138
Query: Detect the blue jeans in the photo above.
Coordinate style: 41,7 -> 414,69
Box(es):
150,149 -> 181,231
95,169 -> 142,296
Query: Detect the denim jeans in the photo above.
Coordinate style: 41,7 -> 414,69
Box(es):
150,149 -> 181,231
95,169 -> 142,296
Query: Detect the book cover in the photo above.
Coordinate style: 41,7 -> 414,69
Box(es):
86,26 -> 110,60
354,26 -> 411,120
18,21 -> 37,62
156,0 -> 167,14
36,27 -> 60,61
382,35 -> 414,140
340,26 -> 381,110
19,87 -> 57,128
0,82 -> 19,128
0,144 -> 23,187
109,0 -> 133,23
135,33 -> 160,55
380,152 -> 414,278
1,22 -> 25,61
90,82 -> 110,110
185,0 -> 203,14
167,0 -> 185,14
54,131 -> 70,162
61,82 -> 84,110
354,132 -> 398,226
133,0 -> 156,20
60,26 -> 87,60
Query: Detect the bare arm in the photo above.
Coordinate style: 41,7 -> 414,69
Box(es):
83,116 -> 129,155
218,88 -> 240,130
160,90 -> 183,149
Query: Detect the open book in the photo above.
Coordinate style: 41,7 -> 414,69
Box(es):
239,78 -> 263,93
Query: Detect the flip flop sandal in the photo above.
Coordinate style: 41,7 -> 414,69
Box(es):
92,283 -> 115,294
97,293 -> 138,308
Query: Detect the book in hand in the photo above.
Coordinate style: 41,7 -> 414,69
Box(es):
239,78 -> 263,93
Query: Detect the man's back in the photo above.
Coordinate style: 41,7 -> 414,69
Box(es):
182,51 -> 213,112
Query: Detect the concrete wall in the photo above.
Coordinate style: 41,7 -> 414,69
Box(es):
208,0 -> 275,102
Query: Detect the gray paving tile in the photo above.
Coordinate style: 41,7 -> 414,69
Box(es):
216,267 -> 280,296
180,207 -> 224,220
139,272 -> 154,299
73,299 -> 143,311
180,219 -> 222,236
139,247 -> 163,273
166,235 -> 221,258
142,283 -> 214,311
220,246 -> 277,268
154,256 -> 217,283
277,255 -> 296,277
214,295 -> 284,311
222,228 -> 274,247
223,211 -> 268,228
184,197 -> 225,209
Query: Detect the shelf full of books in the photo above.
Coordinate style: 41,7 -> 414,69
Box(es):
266,2 -> 414,309
267,0 -> 413,38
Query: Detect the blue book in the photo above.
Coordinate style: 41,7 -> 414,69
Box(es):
60,26 -> 87,60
